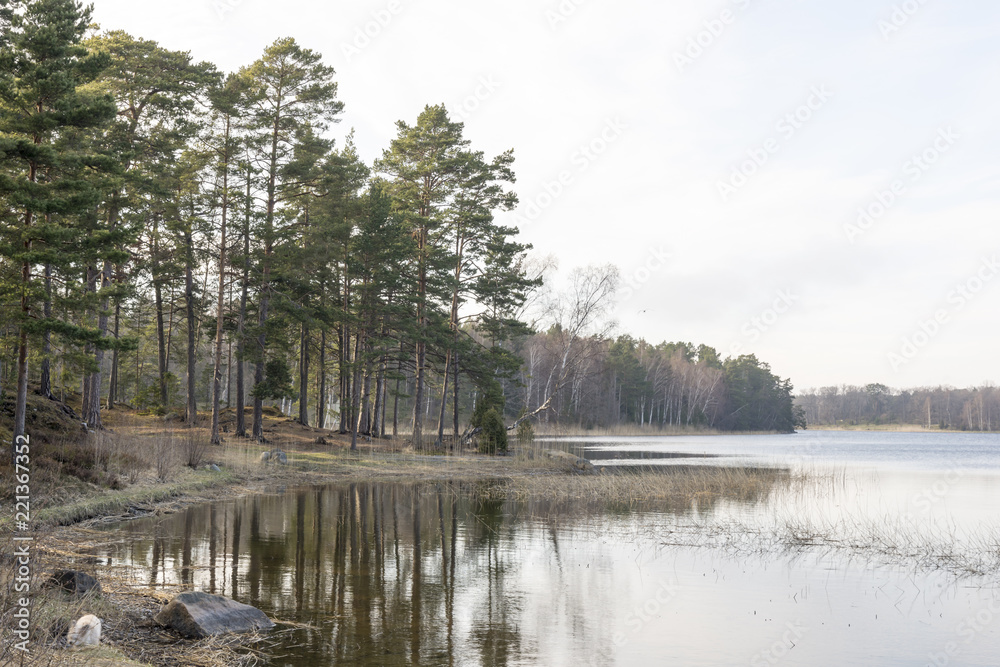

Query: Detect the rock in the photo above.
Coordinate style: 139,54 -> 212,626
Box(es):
66,614 -> 101,647
543,449 -> 595,472
260,449 -> 286,464
154,591 -> 275,638
209,464 -> 221,472
315,436 -> 327,445
47,570 -> 101,597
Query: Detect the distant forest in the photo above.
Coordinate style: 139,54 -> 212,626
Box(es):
795,384 -> 1000,431
0,0 -> 801,451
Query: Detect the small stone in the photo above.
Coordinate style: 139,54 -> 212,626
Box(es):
209,464 -> 221,472
259,451 -> 271,463
273,451 -> 287,465
67,614 -> 101,647
155,591 -> 274,638
48,570 -> 101,598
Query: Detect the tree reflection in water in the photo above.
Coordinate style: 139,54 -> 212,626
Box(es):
101,476 -> 778,666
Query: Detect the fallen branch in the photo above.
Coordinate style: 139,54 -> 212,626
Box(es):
460,392 -> 556,445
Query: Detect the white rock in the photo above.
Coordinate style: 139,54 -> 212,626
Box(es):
67,614 -> 101,647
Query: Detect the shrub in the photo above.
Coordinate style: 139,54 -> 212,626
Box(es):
479,408 -> 508,455
515,417 -> 534,446
471,380 -> 506,429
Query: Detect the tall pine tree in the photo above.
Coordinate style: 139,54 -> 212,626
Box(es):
0,0 -> 115,452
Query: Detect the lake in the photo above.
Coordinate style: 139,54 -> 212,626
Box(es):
97,431 -> 1000,666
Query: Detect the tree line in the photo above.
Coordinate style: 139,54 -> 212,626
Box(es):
506,314 -> 802,433
795,383 -> 1000,431
0,0 -> 801,458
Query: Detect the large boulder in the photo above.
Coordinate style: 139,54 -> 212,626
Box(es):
66,614 -> 101,648
47,570 -> 101,597
155,591 -> 274,638
544,449 -> 596,472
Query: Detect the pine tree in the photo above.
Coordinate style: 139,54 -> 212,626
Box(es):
206,73 -> 245,444
0,0 -> 116,453
375,105 -> 470,448
240,37 -> 342,440
83,30 -> 218,426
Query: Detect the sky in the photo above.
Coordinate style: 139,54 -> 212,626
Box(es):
86,0 -> 1000,392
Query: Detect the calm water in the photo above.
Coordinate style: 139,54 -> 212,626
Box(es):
98,432 -> 1000,666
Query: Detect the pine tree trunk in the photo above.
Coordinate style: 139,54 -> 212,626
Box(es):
392,373 -> 401,439
40,262 -> 52,400
253,113 -> 282,442
435,350 -> 451,448
411,222 -> 428,449
252,293 -> 267,440
412,339 -> 425,448
108,293 -> 120,410
185,228 -> 197,427
372,357 -> 384,439
90,190 -> 121,429
236,175 -> 250,437
318,328 -> 326,430
85,265 -> 103,427
13,148 -> 37,454
349,334 -> 366,452
152,222 -> 169,410
299,322 -> 309,425
338,324 -> 350,434
453,351 -> 460,438
361,360 -> 372,435
226,337 -> 232,409
352,331 -> 363,433
12,253 -> 31,456
211,139 -> 229,445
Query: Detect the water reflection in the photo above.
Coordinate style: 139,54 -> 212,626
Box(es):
100,475 -> 999,666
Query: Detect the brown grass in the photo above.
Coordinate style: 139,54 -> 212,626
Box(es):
480,464 -> 797,515
0,529 -> 269,667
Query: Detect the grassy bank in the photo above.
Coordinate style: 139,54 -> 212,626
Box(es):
806,423 -> 973,432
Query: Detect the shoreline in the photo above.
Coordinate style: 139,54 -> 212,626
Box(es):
6,413 -> 997,666
7,441 -> 579,667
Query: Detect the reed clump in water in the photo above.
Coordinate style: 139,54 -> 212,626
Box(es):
482,464 -> 797,512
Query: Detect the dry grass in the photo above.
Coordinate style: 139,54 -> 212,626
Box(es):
0,530 -> 269,667
477,464 -> 798,518
532,423 -> 731,437
809,423 -> 964,432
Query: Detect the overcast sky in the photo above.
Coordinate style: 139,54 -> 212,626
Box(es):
88,0 -> 1000,392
